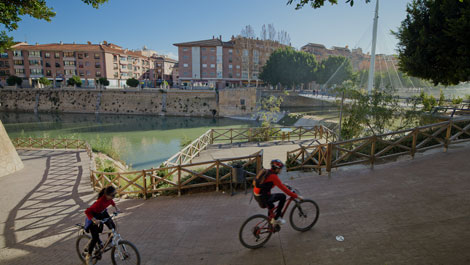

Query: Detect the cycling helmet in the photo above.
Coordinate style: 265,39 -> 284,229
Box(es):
270,159 -> 284,169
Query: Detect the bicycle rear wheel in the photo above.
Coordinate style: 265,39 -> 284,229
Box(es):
239,214 -> 273,249
111,240 -> 141,265
76,234 -> 91,263
289,199 -> 320,232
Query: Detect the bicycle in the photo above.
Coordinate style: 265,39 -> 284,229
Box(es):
75,212 -> 141,265
239,185 -> 320,249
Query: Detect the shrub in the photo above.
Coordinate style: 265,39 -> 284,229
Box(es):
126,78 -> 139,88
67,75 -> 82,87
97,77 -> 110,88
6,75 -> 22,87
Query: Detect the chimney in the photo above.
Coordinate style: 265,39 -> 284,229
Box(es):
87,41 -> 91,45
103,40 -> 108,45
73,41 -> 76,44
60,41 -> 63,45
219,35 -> 222,40
212,35 -> 214,39
35,42 -> 38,46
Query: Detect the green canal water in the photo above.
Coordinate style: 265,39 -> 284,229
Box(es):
0,112 -> 257,170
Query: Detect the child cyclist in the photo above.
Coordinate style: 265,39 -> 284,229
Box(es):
84,186 -> 121,265
253,159 -> 303,225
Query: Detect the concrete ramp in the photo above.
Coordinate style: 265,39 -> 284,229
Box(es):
0,120 -> 24,177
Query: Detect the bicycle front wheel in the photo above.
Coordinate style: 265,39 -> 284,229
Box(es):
239,214 -> 273,249
76,234 -> 91,263
289,199 -> 320,232
111,240 -> 141,265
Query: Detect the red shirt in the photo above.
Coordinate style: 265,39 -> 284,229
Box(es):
85,196 -> 115,220
253,172 -> 298,198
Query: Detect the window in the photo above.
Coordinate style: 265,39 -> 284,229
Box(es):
0,61 -> 3,67
64,52 -> 75,57
0,53 -> 8,58
236,65 -> 240,69
229,49 -> 233,54
229,64 -> 233,69
4,61 -> 9,67
84,53 -> 89,58
64,69 -> 76,75
202,56 -> 207,60
64,61 -> 76,66
114,72 -> 118,78
46,70 -> 52,76
211,48 -> 215,52
202,48 -> 206,51
243,49 -> 249,57
228,73 -> 233,78
202,72 -> 207,76
236,73 -> 240,77
30,51 -> 40,57
113,63 -> 118,70
113,55 -> 118,62
45,62 -> 51,67
29,60 -> 41,66
210,72 -> 215,76
79,70 -> 84,77
0,70 -> 5,76
95,62 -> 101,68
94,53 -> 100,59
202,64 -> 207,68
14,60 -> 24,65
86,70 -> 91,76
183,55 -> 189,60
78,53 -> 84,59
127,64 -> 132,70
211,56 -> 215,60
30,68 -> 42,75
209,64 -> 215,68
13,50 -> 22,57
229,56 -> 232,63
183,63 -> 188,67
157,63 -> 162,67
55,62 -> 60,67
240,99 -> 246,105
183,47 -> 188,51
183,72 -> 188,75
45,52 -> 50,58
54,52 -> 60,58
85,61 -> 90,67
96,71 -> 101,77
79,62 -> 84,68
15,69 -> 24,74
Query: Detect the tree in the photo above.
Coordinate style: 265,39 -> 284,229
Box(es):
287,0 -> 370,10
316,56 -> 353,87
0,0 -> 109,51
126,78 -> 139,88
277,30 -> 291,46
268,24 -> 277,41
6,75 -> 22,87
259,47 -> 318,89
240,25 -> 256,39
260,24 -> 267,40
39,77 -> 51,88
67,75 -> 82,87
394,0 -> 470,86
97,77 -> 110,89
257,95 -> 284,127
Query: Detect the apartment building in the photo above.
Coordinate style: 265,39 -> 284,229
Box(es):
174,36 -> 287,88
301,43 -> 398,72
153,55 -> 178,85
0,41 -> 161,88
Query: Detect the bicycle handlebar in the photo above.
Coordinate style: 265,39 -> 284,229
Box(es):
99,212 -> 119,224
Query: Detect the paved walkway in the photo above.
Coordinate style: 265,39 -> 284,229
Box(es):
1,146 -> 470,265
193,139 -> 325,169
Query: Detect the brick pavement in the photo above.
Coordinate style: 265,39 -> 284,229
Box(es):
1,146 -> 470,265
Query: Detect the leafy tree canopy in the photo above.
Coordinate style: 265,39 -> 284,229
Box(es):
316,56 -> 353,87
126,78 -> 139,88
286,0 -> 370,10
394,0 -> 469,86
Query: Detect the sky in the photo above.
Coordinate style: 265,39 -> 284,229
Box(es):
6,0 -> 412,59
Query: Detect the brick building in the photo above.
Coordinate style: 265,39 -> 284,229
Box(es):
174,36 -> 287,88
0,41 -> 165,88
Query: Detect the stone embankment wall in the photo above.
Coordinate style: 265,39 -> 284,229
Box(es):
0,88 -> 255,117
259,90 -> 334,108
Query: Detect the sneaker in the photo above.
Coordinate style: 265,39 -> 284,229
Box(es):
270,218 -> 286,225
85,253 -> 93,265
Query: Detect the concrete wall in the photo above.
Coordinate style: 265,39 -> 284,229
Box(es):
0,120 -> 24,178
0,88 -> 255,117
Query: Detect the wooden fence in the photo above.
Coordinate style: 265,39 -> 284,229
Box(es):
287,118 -> 470,174
164,125 -> 336,166
91,150 -> 264,197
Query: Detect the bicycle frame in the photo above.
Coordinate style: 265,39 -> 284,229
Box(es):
253,196 -> 298,234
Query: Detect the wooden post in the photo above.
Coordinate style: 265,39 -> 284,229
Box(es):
370,137 -> 376,169
216,160 -> 220,192
210,129 -> 214,144
249,128 -> 252,142
230,129 -> 233,144
411,128 -> 418,159
288,132 -> 290,141
444,121 -> 452,152
177,165 -> 182,196
142,170 -> 147,200
326,143 -> 333,176
299,127 -> 302,140
151,168 -> 156,197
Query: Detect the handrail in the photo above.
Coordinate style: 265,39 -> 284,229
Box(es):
287,118 -> 470,174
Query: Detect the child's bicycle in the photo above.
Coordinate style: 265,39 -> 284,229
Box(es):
75,212 -> 141,265
239,185 -> 320,249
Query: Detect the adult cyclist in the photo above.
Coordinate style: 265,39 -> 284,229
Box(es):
253,159 -> 303,225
